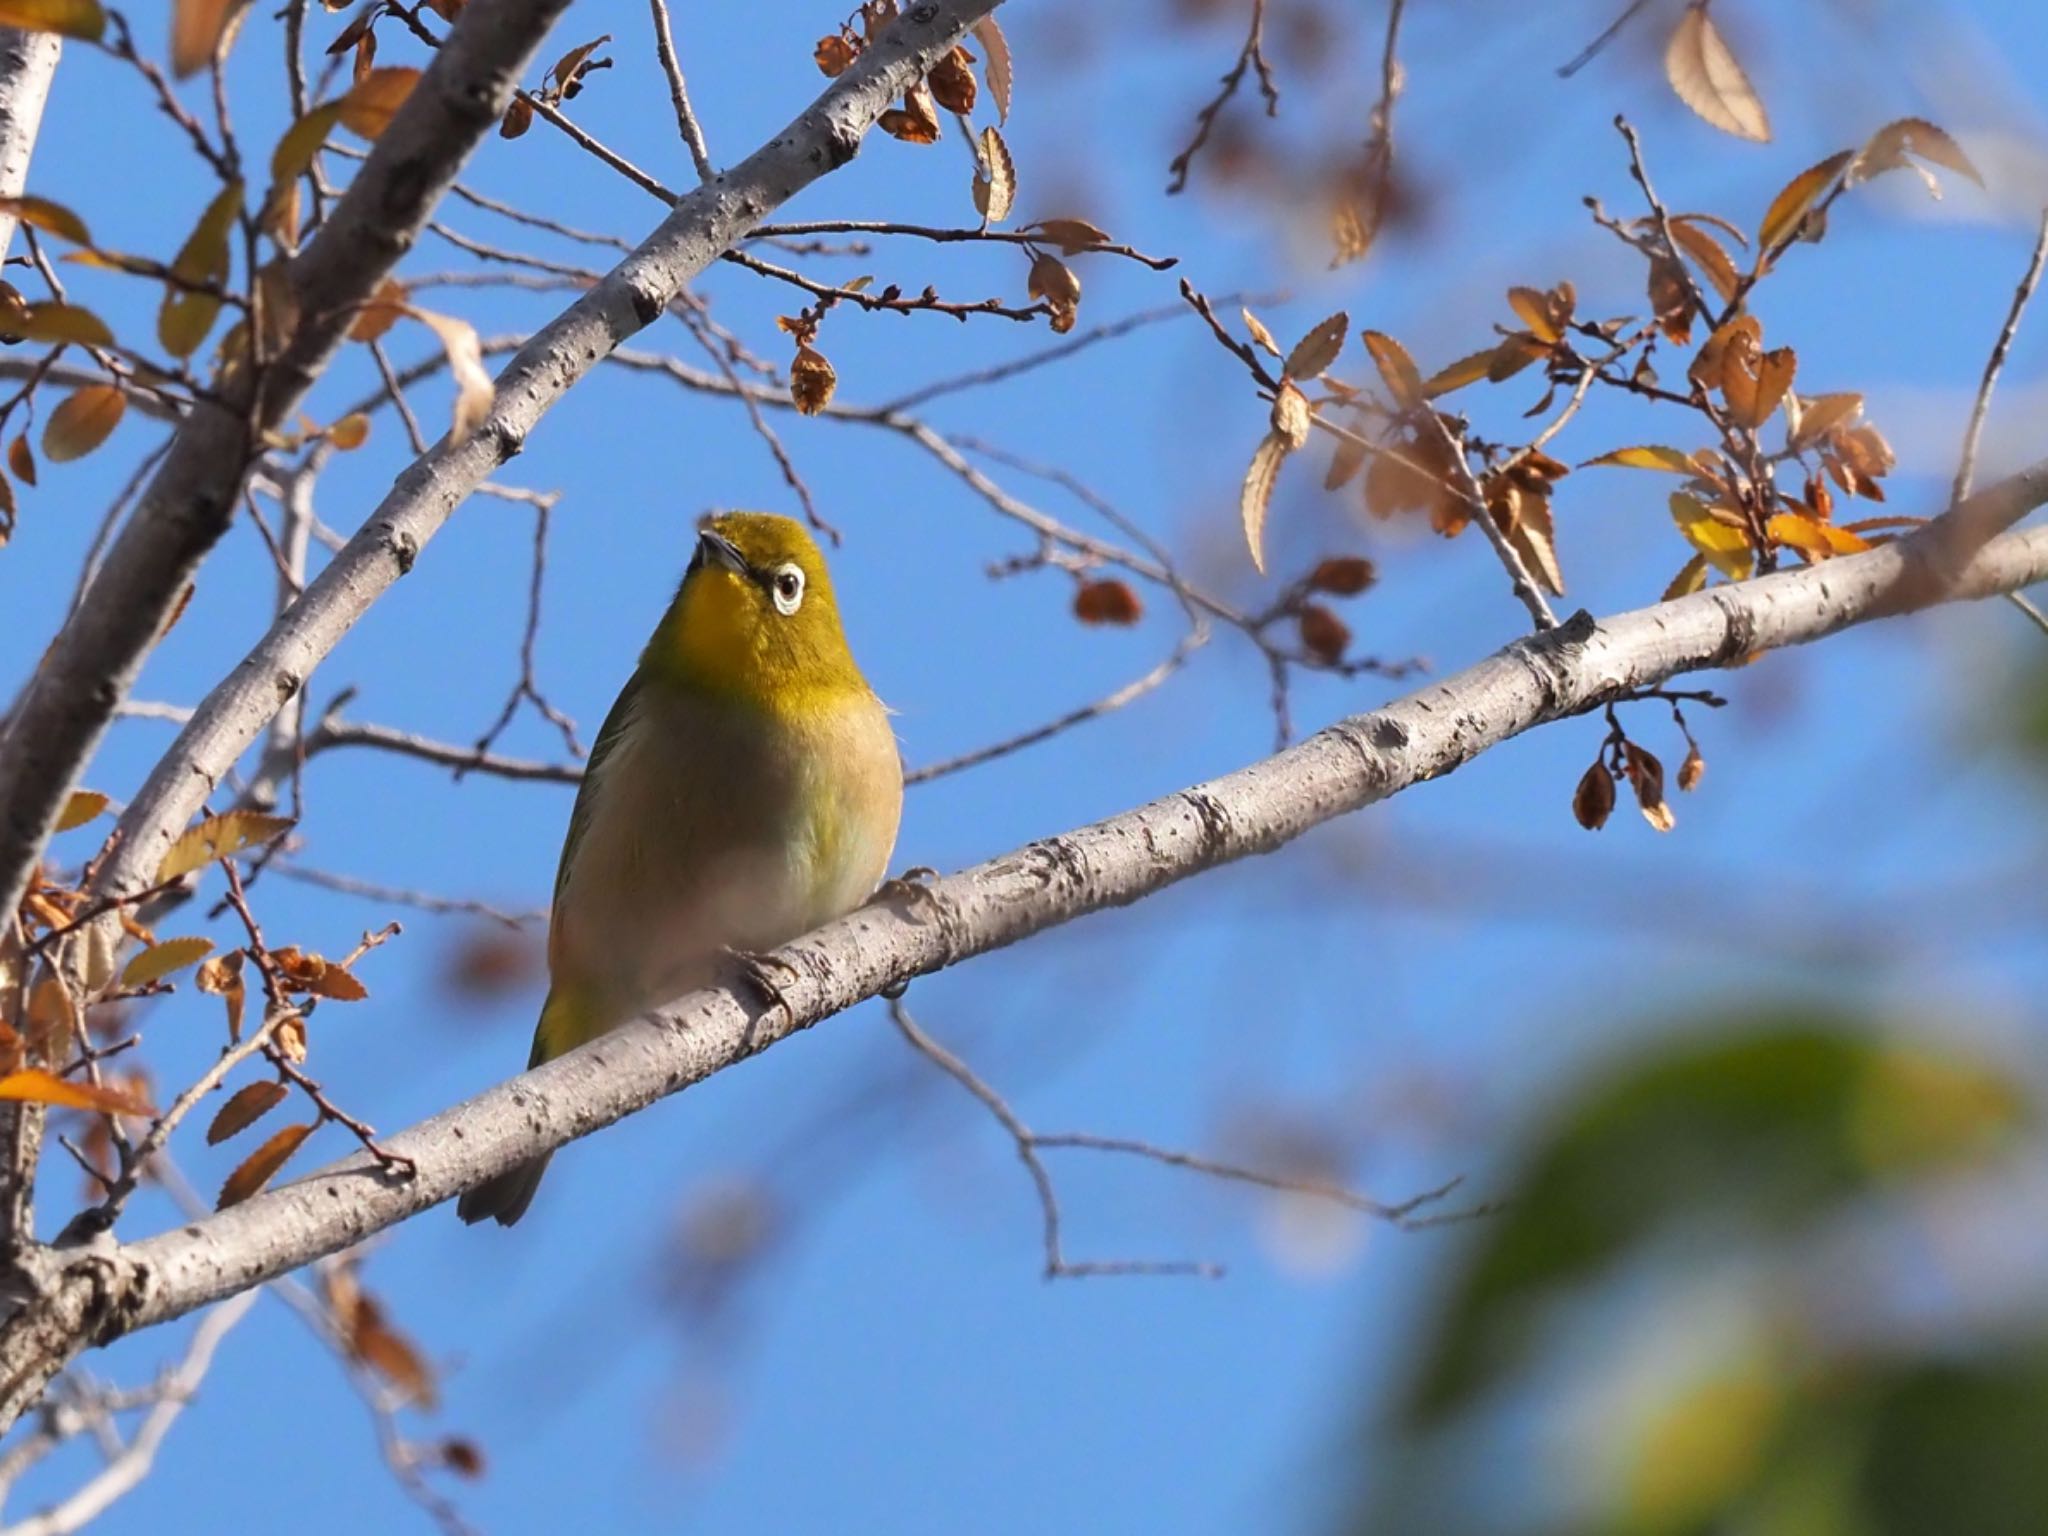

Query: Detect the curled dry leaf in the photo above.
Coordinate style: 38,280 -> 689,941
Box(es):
1027,218 -> 1112,255
929,45 -> 977,113
0,0 -> 105,40
879,82 -> 940,144
1309,556 -> 1376,595
1241,308 -> 1282,359
1665,4 -> 1769,143
814,31 -> 858,77
1678,743 -> 1706,792
1572,760 -> 1616,831
1026,252 -> 1080,331
338,66 -> 421,140
349,278 -> 407,342
157,810 -> 295,882
1757,151 -> 1851,256
1284,313 -> 1349,380
11,434 -> 36,487
1241,430 -> 1290,573
121,936 -> 214,988
0,1067 -> 152,1118
206,1079 -> 288,1145
171,0 -> 239,77
43,385 -> 125,464
790,345 -> 836,415
1624,742 -> 1675,831
405,307 -> 494,445
196,950 -> 246,1039
973,125 -> 1015,224
217,1120 -> 317,1208
1789,391 -> 1861,450
973,14 -> 1011,122
1853,117 -> 1983,191
54,790 -> 108,832
1270,380 -> 1312,450
1297,604 -> 1350,664
1072,578 -> 1142,625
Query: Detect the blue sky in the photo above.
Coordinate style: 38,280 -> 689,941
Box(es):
4,0 -> 2047,1531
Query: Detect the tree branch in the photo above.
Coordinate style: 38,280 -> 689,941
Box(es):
0,28 -> 60,264
0,490 -> 2039,1429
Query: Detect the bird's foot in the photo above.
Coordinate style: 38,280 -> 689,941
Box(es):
873,865 -> 941,918
723,946 -> 800,1050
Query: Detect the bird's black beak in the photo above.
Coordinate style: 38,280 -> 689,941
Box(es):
693,528 -> 750,578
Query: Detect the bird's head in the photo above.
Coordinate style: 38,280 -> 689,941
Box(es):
648,511 -> 866,707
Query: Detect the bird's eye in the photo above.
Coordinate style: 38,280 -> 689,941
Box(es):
770,563 -> 805,616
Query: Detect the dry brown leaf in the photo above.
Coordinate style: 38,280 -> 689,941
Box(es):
1270,380 -> 1312,450
171,0 -> 240,76
1284,312 -> 1349,379
43,386 -> 124,464
500,94 -> 534,139
1361,330 -> 1424,410
1241,430 -> 1289,573
1308,556 -> 1375,595
157,810 -> 294,882
973,15 -> 1011,122
879,82 -> 940,144
1297,604 -> 1350,664
0,1066 -> 152,1117
790,345 -> 836,415
1648,256 -> 1693,345
1669,218 -> 1741,302
929,45 -> 977,114
206,1079 -> 288,1144
0,0 -> 105,39
1072,579 -> 1142,625
1678,744 -> 1705,792
1663,552 -> 1710,601
1323,435 -> 1367,491
0,194 -> 91,246
338,66 -> 420,140
1665,4 -> 1769,142
814,31 -> 858,78
1624,742 -> 1675,831
328,412 -> 370,450
972,126 -> 1014,224
1757,150 -> 1852,255
15,302 -> 113,348
1724,344 -> 1796,431
217,1120 -> 316,1208
1789,391 -> 1861,449
1423,348 -> 1495,398
1504,491 -> 1564,595
1241,308 -> 1282,358
54,790 -> 108,832
121,936 -> 214,988
1026,218 -> 1112,254
405,307 -> 494,444
12,433 -> 38,487
1854,117 -> 1983,191
1572,761 -> 1616,831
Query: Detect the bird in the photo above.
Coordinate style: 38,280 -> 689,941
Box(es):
458,511 -> 903,1226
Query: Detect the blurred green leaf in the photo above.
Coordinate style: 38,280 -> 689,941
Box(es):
1403,1014 -> 2027,1427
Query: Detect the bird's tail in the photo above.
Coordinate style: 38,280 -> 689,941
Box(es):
456,990 -> 578,1228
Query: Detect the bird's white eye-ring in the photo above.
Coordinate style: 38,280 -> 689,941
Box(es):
770,563 -> 805,616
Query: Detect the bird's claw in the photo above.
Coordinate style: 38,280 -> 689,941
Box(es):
873,865 -> 941,918
723,946 -> 799,1049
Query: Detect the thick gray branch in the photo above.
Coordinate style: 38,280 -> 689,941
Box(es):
0,29 -> 60,263
86,0 -> 1002,914
0,508 -> 2036,1431
0,0 -> 574,927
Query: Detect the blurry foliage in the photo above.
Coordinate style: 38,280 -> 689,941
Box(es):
1342,1012 -> 2044,1536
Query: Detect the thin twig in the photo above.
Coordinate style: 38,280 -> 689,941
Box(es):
1167,0 -> 1279,195
646,0 -> 716,181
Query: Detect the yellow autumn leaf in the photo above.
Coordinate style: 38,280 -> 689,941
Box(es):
0,194 -> 91,246
121,936 -> 215,987
157,810 -> 295,882
0,0 -> 105,41
14,302 -> 113,348
217,1120 -> 316,1208
1670,492 -> 1753,579
1582,446 -> 1698,473
42,385 -> 125,463
338,67 -> 421,140
0,1066 -> 152,1117
54,789 -> 109,832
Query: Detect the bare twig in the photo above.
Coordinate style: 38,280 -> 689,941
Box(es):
646,0 -> 716,182
1167,0 -> 1279,194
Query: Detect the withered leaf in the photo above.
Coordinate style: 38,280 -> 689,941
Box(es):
1270,380 -> 1312,450
1361,330 -> 1424,410
1072,578 -> 1142,625
972,125 -> 1014,224
1757,150 -> 1852,255
1284,312 -> 1349,380
1423,347 -> 1496,398
790,345 -> 836,415
1308,555 -> 1375,595
1668,218 -> 1741,302
814,31 -> 858,78
1572,760 -> 1616,831
1323,435 -> 1367,491
546,34 -> 611,99
0,194 -> 91,246
1624,741 -> 1675,831
349,277 -> 407,342
1503,490 -> 1564,595
1854,117 -> 1982,191
1581,445 -> 1698,473
1486,333 -> 1549,383
929,45 -> 977,114
1241,429 -> 1290,573
406,307 -> 493,444
1663,551 -> 1710,601
879,82 -> 940,144
217,1120 -> 316,1208
54,790 -> 108,832
12,432 -> 38,486
1724,344 -> 1795,431
0,0 -> 105,40
1665,4 -> 1769,143
1027,218 -> 1112,255
157,810 -> 295,882
1298,604 -> 1350,664
1648,256 -> 1693,345
338,66 -> 420,140
500,94 -> 534,138
0,1066 -> 151,1117
159,181 -> 242,358
121,936 -> 214,988
1026,251 -> 1080,312
206,1079 -> 288,1144
171,0 -> 239,77
15,302 -> 113,347
1241,307 -> 1282,358
1678,743 -> 1705,792
972,15 -> 1011,123
327,412 -> 370,450
43,385 -> 124,463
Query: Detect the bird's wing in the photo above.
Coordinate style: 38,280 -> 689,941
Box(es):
551,664 -> 649,918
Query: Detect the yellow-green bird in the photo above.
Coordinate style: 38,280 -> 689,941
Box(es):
458,512 -> 903,1226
